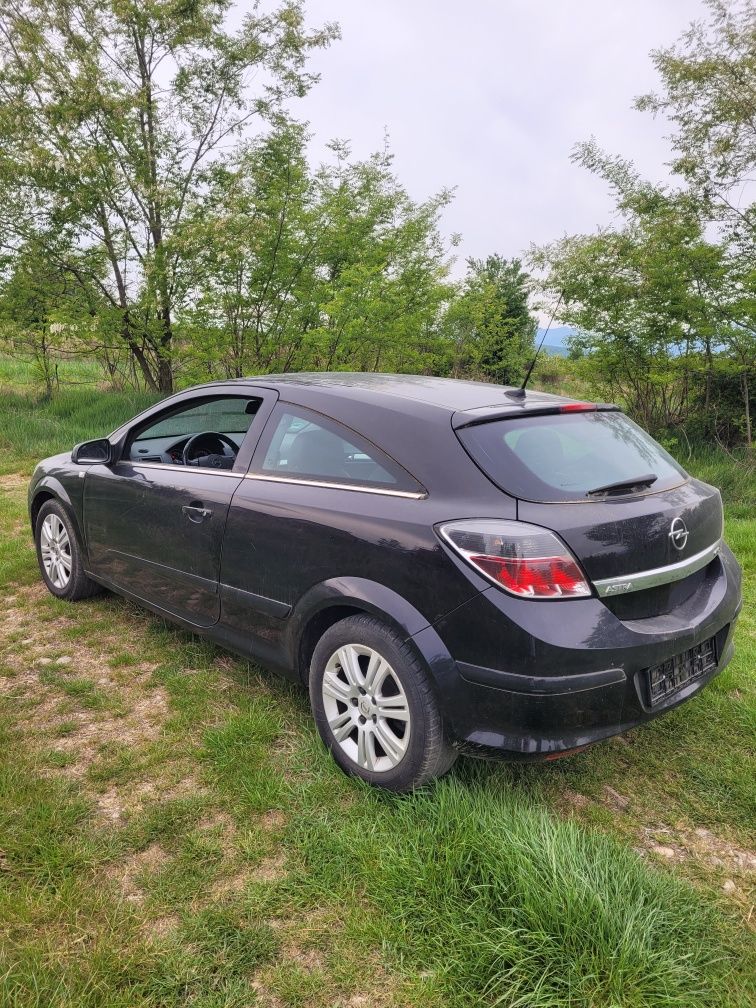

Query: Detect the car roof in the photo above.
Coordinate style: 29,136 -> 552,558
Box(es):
213,372 -> 583,422
110,373 -> 600,498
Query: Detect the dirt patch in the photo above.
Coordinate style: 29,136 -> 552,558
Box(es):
561,789 -> 590,811
93,768 -> 206,823
260,809 -> 288,832
46,693 -> 170,775
602,785 -> 630,811
641,822 -> 756,899
0,473 -> 29,490
255,906 -> 401,1006
210,867 -> 253,898
197,810 -> 237,835
251,851 -> 288,883
107,842 -> 171,904
0,584 -> 178,821
250,980 -> 286,1008
146,914 -> 180,940
285,943 -> 325,971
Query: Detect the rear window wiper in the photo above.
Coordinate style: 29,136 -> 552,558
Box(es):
586,473 -> 658,496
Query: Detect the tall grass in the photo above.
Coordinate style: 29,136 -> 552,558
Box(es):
0,388 -> 159,473
284,769 -> 749,1008
686,447 -> 756,518
0,352 -> 105,389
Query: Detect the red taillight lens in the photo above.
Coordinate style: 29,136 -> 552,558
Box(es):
438,520 -> 591,599
470,554 -> 588,597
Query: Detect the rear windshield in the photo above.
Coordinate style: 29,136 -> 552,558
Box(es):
457,411 -> 687,502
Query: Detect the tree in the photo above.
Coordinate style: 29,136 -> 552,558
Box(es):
636,0 -> 756,443
636,0 -> 756,245
443,256 -> 536,385
532,159 -> 731,434
0,238 -> 109,396
180,130 -> 455,378
0,0 -> 337,391
533,0 -> 756,446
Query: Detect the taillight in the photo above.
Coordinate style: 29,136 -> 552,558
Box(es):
437,519 -> 592,599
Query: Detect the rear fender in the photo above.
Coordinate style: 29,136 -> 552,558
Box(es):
287,577 -> 457,695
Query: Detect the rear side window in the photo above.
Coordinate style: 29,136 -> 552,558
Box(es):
254,405 -> 424,493
457,411 -> 687,502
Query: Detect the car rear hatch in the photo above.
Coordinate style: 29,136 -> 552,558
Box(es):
454,406 -> 724,619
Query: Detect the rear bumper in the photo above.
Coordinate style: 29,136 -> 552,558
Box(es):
413,544 -> 742,758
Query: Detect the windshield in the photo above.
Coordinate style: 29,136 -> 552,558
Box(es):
457,411 -> 687,502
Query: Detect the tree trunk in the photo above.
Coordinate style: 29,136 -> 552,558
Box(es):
156,348 -> 173,394
743,370 -> 752,447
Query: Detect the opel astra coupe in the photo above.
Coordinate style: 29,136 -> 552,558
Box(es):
28,373 -> 742,791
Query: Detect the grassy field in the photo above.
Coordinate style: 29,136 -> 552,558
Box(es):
0,360 -> 754,1007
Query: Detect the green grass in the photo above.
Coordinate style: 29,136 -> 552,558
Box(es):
0,361 -> 754,1007
0,354 -> 158,476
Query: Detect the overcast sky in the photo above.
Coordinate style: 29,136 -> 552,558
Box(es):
295,0 -> 707,278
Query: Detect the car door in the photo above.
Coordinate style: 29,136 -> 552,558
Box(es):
83,387 -> 276,627
218,402 -> 430,663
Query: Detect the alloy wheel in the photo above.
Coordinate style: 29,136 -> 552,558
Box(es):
321,643 -> 411,772
40,513 -> 72,590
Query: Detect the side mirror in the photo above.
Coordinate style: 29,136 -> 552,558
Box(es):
71,438 -> 113,465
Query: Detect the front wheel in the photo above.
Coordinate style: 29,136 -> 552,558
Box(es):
309,614 -> 457,792
35,500 -> 103,601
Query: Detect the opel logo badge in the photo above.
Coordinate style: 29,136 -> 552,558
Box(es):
669,517 -> 689,551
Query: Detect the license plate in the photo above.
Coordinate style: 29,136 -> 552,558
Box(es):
644,636 -> 717,706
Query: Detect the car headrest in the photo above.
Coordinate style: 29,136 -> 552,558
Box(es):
512,427 -> 565,473
286,428 -> 348,478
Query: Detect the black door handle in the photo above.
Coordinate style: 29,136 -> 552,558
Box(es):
182,503 -> 213,523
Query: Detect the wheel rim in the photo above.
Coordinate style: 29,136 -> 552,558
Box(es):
322,643 -> 411,773
40,514 -> 72,589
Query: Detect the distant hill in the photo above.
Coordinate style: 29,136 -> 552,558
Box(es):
535,325 -> 575,349
541,343 -> 569,357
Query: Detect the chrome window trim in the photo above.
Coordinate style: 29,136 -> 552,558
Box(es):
124,462 -> 242,478
244,473 -> 427,500
592,540 -> 721,597
121,461 -> 427,498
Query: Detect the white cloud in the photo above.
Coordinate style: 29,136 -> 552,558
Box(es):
295,0 -> 707,273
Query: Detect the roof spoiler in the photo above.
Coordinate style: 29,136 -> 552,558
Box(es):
452,402 -> 620,430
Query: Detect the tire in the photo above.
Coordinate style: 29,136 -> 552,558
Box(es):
35,500 -> 103,601
309,614 -> 457,792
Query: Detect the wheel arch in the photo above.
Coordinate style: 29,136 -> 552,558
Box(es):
30,479 -> 86,555
288,577 -> 453,693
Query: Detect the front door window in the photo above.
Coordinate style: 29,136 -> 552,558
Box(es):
128,396 -> 261,468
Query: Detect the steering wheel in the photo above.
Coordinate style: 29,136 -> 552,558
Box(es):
182,431 -> 239,468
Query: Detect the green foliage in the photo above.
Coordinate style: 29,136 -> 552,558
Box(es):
0,3 -> 540,396
178,127 -> 455,380
443,255 -> 536,384
0,0 -> 338,391
0,373 -> 158,478
533,0 -> 756,447
289,774 -> 747,1008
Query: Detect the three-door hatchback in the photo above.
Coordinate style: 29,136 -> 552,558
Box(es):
29,373 -> 742,790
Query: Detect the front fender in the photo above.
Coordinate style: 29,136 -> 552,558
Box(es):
28,474 -> 87,557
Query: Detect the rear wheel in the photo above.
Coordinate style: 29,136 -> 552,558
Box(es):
35,500 -> 102,601
309,614 -> 457,792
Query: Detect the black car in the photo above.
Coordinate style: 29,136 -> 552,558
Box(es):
29,373 -> 742,791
